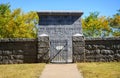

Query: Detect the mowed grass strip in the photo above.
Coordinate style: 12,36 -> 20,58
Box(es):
77,62 -> 120,78
0,63 -> 45,78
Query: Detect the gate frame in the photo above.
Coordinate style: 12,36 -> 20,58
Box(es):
49,40 -> 69,63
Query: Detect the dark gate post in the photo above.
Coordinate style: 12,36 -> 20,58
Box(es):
37,34 -> 50,63
72,34 -> 85,62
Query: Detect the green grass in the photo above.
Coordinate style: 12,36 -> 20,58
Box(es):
0,63 -> 45,78
77,62 -> 120,78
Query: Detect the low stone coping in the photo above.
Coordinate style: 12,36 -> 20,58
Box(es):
0,38 -> 36,42
85,37 -> 120,40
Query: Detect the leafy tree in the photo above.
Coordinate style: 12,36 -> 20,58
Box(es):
108,9 -> 120,37
82,12 -> 111,38
0,3 -> 38,38
0,3 -> 11,38
0,3 -> 10,15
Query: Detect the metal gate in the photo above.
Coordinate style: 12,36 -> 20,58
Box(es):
50,40 -> 68,63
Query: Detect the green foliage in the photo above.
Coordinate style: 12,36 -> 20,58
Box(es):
112,30 -> 120,37
0,3 -> 38,38
108,9 -> 120,37
0,3 -> 10,15
82,12 -> 111,38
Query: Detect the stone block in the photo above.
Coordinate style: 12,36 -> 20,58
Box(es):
108,55 -> 114,61
92,45 -> 98,49
114,53 -> 120,61
38,48 -> 49,54
116,50 -> 120,54
38,37 -> 49,42
10,55 -> 23,60
97,45 -> 105,49
85,49 -> 91,55
38,42 -> 49,47
86,56 -> 94,59
10,55 -> 14,60
73,55 -> 84,62
99,58 -> 106,62
86,45 -> 101,50
2,50 -> 12,55
73,47 -> 85,55
37,54 -> 49,63
37,54 -> 49,59
2,56 -> 9,60
73,41 -> 85,47
13,60 -> 23,64
85,45 -> 93,50
0,56 -> 2,61
16,55 -> 24,60
72,36 -> 84,41
2,60 -> 9,64
95,49 -> 101,54
0,50 -> 2,55
101,50 -> 114,55
112,45 -> 120,49
88,50 -> 95,55
12,50 -> 24,55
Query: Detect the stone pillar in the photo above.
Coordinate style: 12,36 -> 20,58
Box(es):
37,34 -> 50,63
72,34 -> 85,62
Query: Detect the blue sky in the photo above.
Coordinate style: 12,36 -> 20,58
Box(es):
0,0 -> 120,17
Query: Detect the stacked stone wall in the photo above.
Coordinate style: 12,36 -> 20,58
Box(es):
0,39 -> 37,64
73,37 -> 120,62
85,37 -> 120,62
37,37 -> 50,63
0,37 -> 120,64
72,36 -> 85,62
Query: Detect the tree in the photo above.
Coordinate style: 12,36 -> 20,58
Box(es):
0,3 -> 11,38
108,9 -> 120,37
0,3 -> 10,15
82,12 -> 111,38
0,3 -> 38,38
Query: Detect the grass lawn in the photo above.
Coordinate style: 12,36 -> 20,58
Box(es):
0,63 -> 45,78
77,62 -> 120,78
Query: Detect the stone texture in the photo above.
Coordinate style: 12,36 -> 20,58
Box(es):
0,38 -> 37,64
37,36 -> 50,63
85,37 -> 120,62
0,34 -> 120,64
72,36 -> 85,62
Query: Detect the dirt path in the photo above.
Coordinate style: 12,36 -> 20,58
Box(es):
39,64 -> 83,78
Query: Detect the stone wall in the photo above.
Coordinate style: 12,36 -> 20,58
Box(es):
0,37 -> 120,64
72,36 -> 85,62
73,37 -> 120,62
0,39 -> 37,64
37,36 -> 50,63
85,37 -> 120,62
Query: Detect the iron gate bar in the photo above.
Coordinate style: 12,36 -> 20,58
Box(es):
50,46 -> 66,61
49,42 -> 67,62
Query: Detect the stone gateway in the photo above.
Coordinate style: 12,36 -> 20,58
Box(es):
37,11 -> 84,63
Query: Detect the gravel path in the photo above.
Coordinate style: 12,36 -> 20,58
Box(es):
40,64 -> 83,78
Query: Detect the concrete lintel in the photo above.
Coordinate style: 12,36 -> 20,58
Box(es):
37,10 -> 83,16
